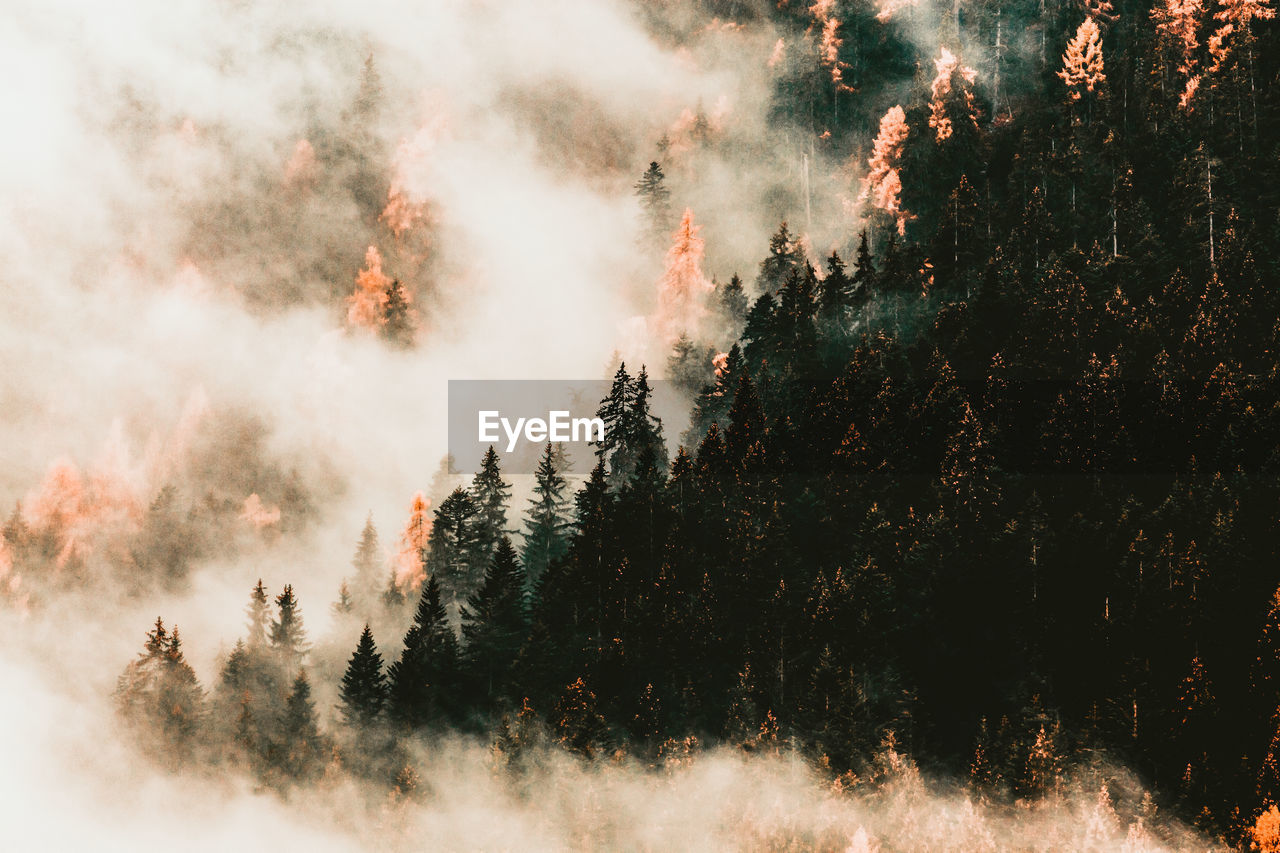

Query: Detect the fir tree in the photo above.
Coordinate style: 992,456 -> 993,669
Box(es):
270,584 -> 308,670
115,618 -> 204,760
349,514 -> 381,610
635,161 -> 673,246
521,443 -> 570,585
594,363 -> 633,474
387,576 -> 460,727
332,580 -> 354,617
340,625 -> 388,726
460,537 -> 529,702
757,222 -> 801,293
553,677 -> 610,758
426,487 -> 481,608
817,251 -> 851,323
279,670 -> 324,780
380,279 -> 415,348
470,446 -> 512,563
716,274 -> 749,333
246,579 -> 270,649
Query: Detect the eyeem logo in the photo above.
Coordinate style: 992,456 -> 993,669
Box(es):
478,410 -> 605,453
448,379 -> 686,475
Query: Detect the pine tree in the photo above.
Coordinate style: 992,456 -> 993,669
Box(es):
687,344 -> 743,445
279,670 -> 324,780
594,363 -> 633,473
742,293 -> 779,372
635,161 -> 673,246
553,677 -> 610,758
757,223 -> 801,294
1059,18 -> 1107,105
522,443 -> 570,585
380,279 -> 416,348
471,446 -> 512,563
460,537 -> 529,702
246,579 -> 270,649
715,274 -> 749,333
351,514 -> 381,597
617,366 -> 667,488
115,618 -> 204,760
929,48 -> 978,143
667,334 -> 716,396
387,575 -> 460,727
270,584 -> 308,670
340,624 -> 388,726
817,251 -> 851,323
861,106 -> 910,237
851,230 -> 876,307
346,245 -> 391,333
654,208 -> 714,342
426,487 -> 480,608
332,581 -> 354,617
391,491 -> 432,599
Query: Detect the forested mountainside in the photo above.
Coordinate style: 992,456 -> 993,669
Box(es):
7,0 -> 1280,848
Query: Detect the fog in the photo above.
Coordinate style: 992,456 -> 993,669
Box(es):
0,0 -> 1220,849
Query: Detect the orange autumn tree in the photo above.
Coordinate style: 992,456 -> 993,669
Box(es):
1059,18 -> 1107,103
347,245 -> 390,332
391,492 -> 432,596
1205,0 -> 1273,140
928,48 -> 978,144
1253,805 -> 1280,853
860,105 -> 911,235
809,0 -> 851,120
1210,0 -> 1276,73
875,0 -> 920,22
654,208 -> 715,343
1151,0 -> 1206,109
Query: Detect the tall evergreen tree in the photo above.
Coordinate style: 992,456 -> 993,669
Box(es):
471,446 -> 512,563
339,625 -> 388,726
522,443 -> 571,584
278,670 -> 324,780
380,279 -> 415,348
635,161 -> 673,246
460,537 -> 530,703
757,222 -> 801,294
270,584 -> 308,670
387,576 -> 460,727
426,487 -> 481,608
246,579 -> 271,649
594,363 -> 633,474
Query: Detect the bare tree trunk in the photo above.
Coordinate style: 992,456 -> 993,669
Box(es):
1207,155 -> 1215,267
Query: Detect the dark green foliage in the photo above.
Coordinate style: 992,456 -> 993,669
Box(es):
388,576 -> 461,727
426,487 -> 481,607
553,677 -> 610,758
715,274 -> 749,334
102,9 -> 1280,834
340,624 -> 388,726
635,161 -> 673,246
593,363 -> 667,490
470,446 -> 512,565
521,443 -> 570,585
756,222 -> 801,294
460,537 -> 529,702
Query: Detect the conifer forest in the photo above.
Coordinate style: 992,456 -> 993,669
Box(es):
6,0 -> 1280,849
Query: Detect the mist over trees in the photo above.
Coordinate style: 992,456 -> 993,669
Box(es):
7,0 -> 1280,848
